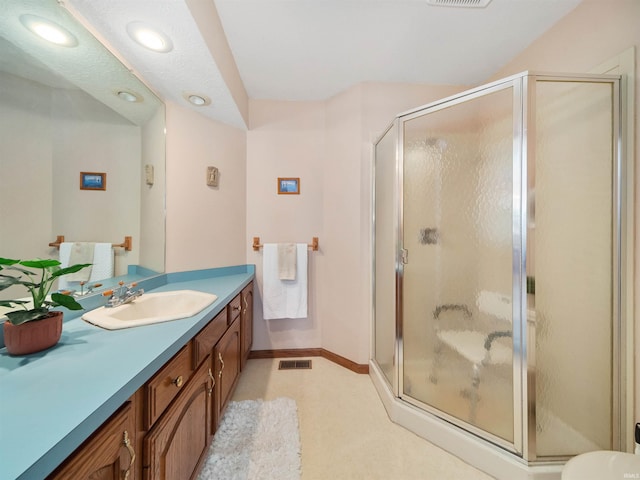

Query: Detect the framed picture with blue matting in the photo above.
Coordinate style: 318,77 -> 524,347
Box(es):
278,177 -> 300,195
80,172 -> 106,191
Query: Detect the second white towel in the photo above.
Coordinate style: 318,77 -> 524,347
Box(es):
263,243 -> 308,320
58,242 -> 114,291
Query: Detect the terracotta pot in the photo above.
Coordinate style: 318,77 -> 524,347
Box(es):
3,311 -> 63,355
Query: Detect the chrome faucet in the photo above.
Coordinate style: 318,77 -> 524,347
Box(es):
103,281 -> 144,308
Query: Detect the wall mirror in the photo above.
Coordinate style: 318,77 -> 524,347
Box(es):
0,0 -> 166,299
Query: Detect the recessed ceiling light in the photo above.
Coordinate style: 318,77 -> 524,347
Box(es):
126,21 -> 173,53
116,90 -> 142,103
189,95 -> 206,106
183,93 -> 211,107
20,15 -> 78,47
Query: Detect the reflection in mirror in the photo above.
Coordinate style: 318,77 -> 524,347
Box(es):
0,0 -> 166,299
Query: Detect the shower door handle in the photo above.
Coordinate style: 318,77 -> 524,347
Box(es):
401,249 -> 409,264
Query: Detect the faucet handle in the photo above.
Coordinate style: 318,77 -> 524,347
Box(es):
102,289 -> 114,297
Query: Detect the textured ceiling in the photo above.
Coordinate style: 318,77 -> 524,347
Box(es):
1,0 -> 162,126
66,0 -> 582,129
67,0 -> 247,129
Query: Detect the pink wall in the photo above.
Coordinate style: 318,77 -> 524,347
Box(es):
165,101 -> 247,272
489,0 -> 639,81
246,83 -> 462,364
247,100 -> 325,351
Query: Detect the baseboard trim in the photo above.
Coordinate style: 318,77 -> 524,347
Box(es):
249,348 -> 369,374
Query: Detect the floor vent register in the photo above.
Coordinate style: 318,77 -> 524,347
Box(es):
278,359 -> 312,370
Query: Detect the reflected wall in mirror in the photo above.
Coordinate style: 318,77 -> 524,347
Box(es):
0,0 -> 166,299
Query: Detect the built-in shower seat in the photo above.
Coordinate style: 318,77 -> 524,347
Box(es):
429,299 -> 512,422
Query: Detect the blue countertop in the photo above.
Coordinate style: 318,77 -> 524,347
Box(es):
0,265 -> 255,480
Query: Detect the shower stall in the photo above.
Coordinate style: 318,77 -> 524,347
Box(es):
372,72 -> 628,477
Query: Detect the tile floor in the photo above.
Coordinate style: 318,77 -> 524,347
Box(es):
231,357 -> 495,480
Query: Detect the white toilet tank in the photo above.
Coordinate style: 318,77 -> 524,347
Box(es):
562,451 -> 640,480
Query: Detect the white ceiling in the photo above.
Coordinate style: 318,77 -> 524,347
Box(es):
67,0 -> 582,129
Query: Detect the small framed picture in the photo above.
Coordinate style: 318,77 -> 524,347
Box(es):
80,172 -> 106,191
278,177 -> 300,195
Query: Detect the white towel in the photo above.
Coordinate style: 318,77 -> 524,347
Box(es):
58,242 -> 114,291
90,243 -> 115,282
277,243 -> 297,280
263,243 -> 308,320
67,242 -> 94,282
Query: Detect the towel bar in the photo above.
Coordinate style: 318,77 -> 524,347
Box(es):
252,236 -> 319,252
48,235 -> 133,251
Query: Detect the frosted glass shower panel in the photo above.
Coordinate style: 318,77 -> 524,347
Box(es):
401,86 -> 515,443
534,80 -> 614,456
374,124 -> 398,386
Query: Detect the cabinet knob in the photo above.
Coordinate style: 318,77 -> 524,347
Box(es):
172,375 -> 183,388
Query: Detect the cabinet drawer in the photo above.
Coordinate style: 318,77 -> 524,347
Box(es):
228,294 -> 242,325
145,343 -> 193,429
193,310 -> 227,367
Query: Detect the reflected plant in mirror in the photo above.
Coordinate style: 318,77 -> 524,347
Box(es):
0,0 -> 166,302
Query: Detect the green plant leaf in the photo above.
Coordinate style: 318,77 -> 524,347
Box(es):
19,259 -> 61,269
51,263 -> 92,278
0,257 -> 20,266
1,257 -> 90,322
5,307 -> 49,326
51,292 -> 84,311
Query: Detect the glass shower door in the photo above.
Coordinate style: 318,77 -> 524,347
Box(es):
400,84 -> 517,447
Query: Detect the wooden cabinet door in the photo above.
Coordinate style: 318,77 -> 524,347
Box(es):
240,282 -> 254,370
48,402 -> 136,480
143,361 -> 212,480
213,318 -> 241,429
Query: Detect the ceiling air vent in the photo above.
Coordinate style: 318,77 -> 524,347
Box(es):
427,0 -> 493,7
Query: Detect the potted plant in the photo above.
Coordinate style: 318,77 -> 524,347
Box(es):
0,257 -> 91,355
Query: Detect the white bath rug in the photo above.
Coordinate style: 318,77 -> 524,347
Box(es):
198,397 -> 301,480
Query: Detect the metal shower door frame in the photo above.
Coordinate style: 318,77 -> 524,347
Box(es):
391,71 -> 624,462
396,76 -> 524,456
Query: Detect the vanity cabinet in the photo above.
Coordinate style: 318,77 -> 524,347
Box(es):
46,282 -> 252,480
143,361 -> 212,480
240,282 -> 254,369
48,401 -> 136,480
213,318 -> 241,430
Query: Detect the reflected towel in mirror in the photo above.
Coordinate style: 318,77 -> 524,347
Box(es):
58,242 -> 114,290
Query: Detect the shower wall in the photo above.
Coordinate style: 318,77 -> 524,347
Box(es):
372,72 -> 624,468
534,80 -> 614,455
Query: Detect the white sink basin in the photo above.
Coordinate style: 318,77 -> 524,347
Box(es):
82,290 -> 218,330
